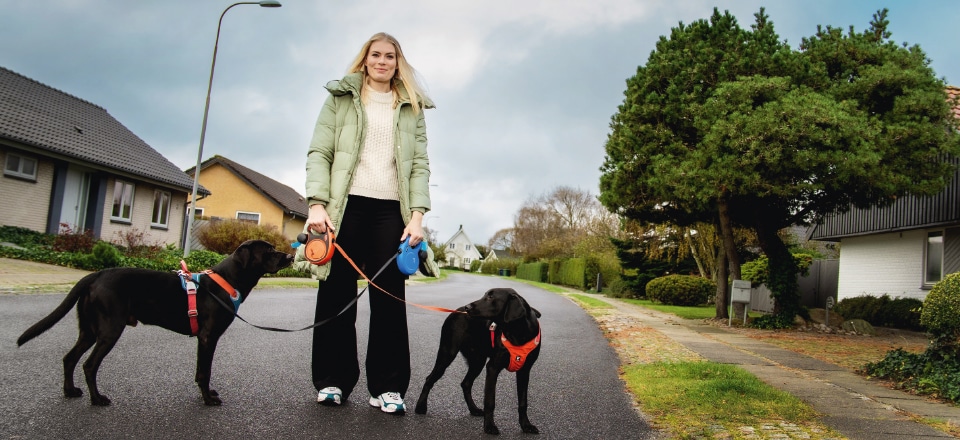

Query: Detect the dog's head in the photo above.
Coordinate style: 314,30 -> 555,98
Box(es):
464,288 -> 540,323
231,240 -> 294,274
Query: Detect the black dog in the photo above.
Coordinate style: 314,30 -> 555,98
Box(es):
415,288 -> 541,435
16,239 -> 293,406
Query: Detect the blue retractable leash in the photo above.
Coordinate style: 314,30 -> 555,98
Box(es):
206,237 -> 428,333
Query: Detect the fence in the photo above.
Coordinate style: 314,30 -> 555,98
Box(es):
748,259 -> 839,313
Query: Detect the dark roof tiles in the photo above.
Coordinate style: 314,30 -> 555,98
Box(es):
0,66 -> 204,194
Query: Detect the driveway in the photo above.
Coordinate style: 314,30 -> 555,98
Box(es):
0,273 -> 659,439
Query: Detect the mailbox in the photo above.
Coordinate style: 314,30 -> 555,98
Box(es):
731,280 -> 751,304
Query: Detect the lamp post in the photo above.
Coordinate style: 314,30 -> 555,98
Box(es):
183,0 -> 281,257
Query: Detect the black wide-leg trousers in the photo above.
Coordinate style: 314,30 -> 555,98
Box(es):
311,195 -> 410,400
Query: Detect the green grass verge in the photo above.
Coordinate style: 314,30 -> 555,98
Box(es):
625,361 -> 823,438
620,298 -> 763,320
568,293 -> 612,309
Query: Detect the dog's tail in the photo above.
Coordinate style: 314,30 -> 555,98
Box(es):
16,272 -> 98,346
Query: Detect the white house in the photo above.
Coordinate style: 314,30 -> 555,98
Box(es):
443,225 -> 483,270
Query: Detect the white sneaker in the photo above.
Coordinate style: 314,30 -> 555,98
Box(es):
369,392 -> 405,414
317,386 -> 342,406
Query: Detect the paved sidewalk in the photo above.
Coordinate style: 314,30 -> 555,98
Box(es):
0,258 -> 90,293
603,298 -> 960,440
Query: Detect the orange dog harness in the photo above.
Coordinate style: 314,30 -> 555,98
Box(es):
491,323 -> 542,372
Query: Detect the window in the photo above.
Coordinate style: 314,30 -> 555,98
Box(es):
466,245 -> 472,251
111,180 -> 135,222
448,243 -> 456,250
464,258 -> 471,264
151,190 -> 171,228
191,207 -> 204,219
236,211 -> 260,224
925,231 -> 944,286
4,153 -> 38,180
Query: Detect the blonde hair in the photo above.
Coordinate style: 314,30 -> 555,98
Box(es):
346,32 -> 429,114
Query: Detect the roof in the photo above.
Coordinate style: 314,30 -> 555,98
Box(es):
949,86 -> 960,121
192,155 -> 308,218
0,66 -> 205,194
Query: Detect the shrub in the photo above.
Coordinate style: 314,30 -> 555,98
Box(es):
604,278 -> 636,299
53,223 -> 96,253
921,272 -> 960,346
0,225 -> 53,247
646,275 -> 715,306
184,249 -> 225,271
834,294 -> 924,331
517,261 -> 548,282
91,241 -> 122,269
480,258 -> 519,276
197,219 -> 290,255
741,253 -> 813,286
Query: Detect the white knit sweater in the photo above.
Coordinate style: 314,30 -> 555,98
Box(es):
350,88 -> 399,201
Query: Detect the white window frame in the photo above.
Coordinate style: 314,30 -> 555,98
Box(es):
4,153 -> 38,181
924,230 -> 944,287
111,180 -> 135,223
151,190 -> 171,228
448,243 -> 456,250
236,211 -> 261,224
466,244 -> 472,251
191,207 -> 204,219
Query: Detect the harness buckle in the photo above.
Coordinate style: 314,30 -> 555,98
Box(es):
187,310 -> 198,318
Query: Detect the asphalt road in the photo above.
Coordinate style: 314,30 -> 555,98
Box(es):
0,273 -> 658,439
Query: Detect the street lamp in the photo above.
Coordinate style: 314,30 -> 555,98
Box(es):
183,0 -> 281,257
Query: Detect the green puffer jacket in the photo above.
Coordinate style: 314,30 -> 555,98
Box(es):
293,72 -> 439,280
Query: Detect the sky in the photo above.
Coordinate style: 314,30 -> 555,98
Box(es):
3,1 -> 959,246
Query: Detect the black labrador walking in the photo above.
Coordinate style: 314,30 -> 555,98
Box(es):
415,288 -> 541,435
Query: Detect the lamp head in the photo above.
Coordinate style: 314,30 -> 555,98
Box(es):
258,0 -> 281,7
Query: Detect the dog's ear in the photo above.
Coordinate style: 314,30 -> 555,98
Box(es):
503,292 -> 528,322
532,307 -> 542,318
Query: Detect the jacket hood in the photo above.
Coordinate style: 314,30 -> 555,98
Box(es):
325,72 -> 435,109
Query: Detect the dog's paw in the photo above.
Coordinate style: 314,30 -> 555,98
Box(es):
209,389 -> 219,397
483,423 -> 500,435
414,403 -> 427,414
521,423 -> 539,434
469,407 -> 484,417
90,395 -> 111,406
64,387 -> 83,398
203,395 -> 222,406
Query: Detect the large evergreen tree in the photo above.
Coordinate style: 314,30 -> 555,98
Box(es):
600,8 -> 960,324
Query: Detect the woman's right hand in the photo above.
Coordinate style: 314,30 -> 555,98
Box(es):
306,204 -> 335,234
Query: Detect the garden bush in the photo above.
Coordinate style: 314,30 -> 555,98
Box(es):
91,241 -> 122,269
833,294 -> 924,331
646,275 -> 715,306
921,272 -> 960,346
197,219 -> 290,255
0,225 -> 53,247
603,277 -> 636,299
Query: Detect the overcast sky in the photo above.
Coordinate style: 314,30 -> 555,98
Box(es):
3,0 -> 958,246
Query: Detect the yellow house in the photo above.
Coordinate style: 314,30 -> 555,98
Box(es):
186,155 -> 307,242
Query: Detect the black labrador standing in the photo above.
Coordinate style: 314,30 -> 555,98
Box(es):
415,288 -> 542,435
16,239 -> 293,406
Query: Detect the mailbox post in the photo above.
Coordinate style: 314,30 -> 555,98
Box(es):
729,280 -> 752,326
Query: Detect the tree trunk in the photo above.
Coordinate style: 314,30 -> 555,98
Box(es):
714,240 -> 729,319
754,219 -> 799,319
717,194 -> 743,320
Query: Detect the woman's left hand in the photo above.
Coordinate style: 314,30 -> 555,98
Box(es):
402,211 -> 425,246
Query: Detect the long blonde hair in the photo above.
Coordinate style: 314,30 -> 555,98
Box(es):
346,32 -> 429,114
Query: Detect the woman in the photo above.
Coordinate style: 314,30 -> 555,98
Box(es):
295,32 -> 435,415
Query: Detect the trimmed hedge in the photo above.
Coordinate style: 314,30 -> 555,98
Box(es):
833,294 -> 924,331
517,262 -> 548,282
646,275 -> 715,306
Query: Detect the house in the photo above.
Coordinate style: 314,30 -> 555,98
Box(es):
186,155 -> 307,242
442,225 -> 483,270
808,86 -> 960,302
0,66 -> 205,246
485,248 -> 517,261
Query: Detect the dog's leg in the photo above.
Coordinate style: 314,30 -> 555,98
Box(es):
82,335 -> 121,406
195,334 -> 221,405
414,348 -> 458,414
461,357 -> 486,416
516,367 -> 539,434
482,363 -> 502,435
62,330 -> 95,398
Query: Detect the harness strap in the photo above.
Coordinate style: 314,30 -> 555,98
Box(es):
178,261 -> 200,336
492,322 -> 542,372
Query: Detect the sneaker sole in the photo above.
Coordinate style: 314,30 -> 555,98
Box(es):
369,397 -> 405,415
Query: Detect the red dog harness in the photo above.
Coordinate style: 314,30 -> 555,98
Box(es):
178,261 -> 239,336
491,322 -> 542,372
